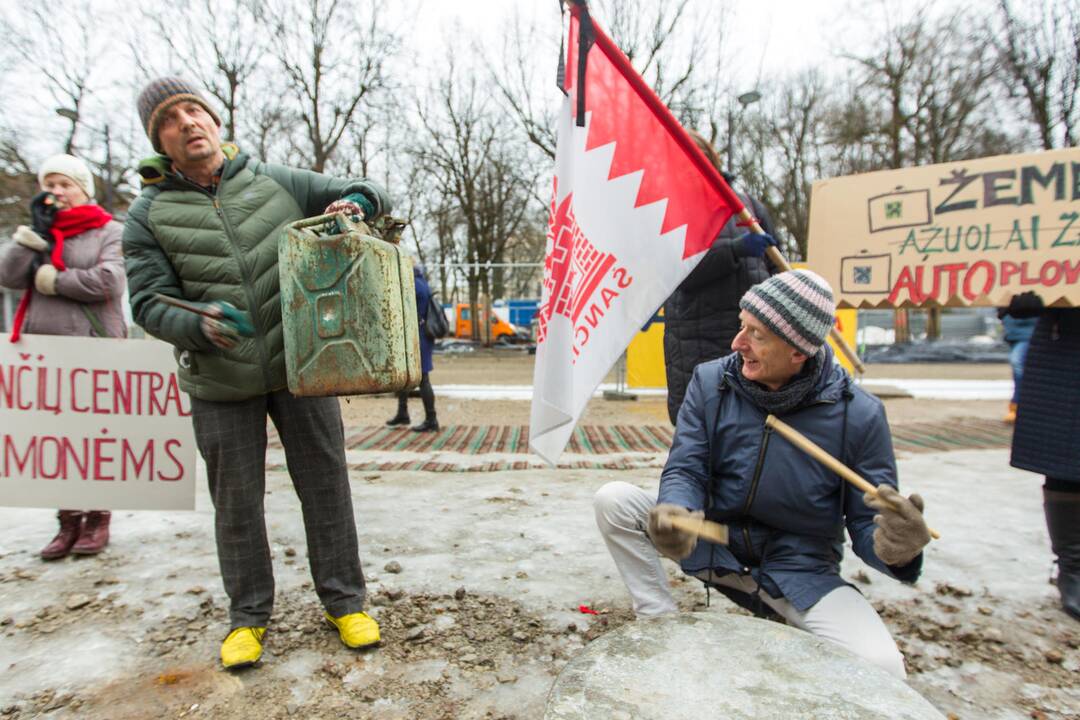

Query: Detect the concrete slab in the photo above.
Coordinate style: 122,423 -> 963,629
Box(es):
544,613 -> 944,720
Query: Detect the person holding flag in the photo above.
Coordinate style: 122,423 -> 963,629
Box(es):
530,2 -> 756,462
662,129 -> 778,426
529,1 -> 863,462
594,271 -> 932,679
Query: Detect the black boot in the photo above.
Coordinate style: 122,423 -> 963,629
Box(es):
1045,488 -> 1080,621
386,412 -> 410,427
412,374 -> 437,433
412,414 -> 439,433
386,393 -> 410,427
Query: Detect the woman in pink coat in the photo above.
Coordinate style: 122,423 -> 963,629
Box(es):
0,154 -> 126,559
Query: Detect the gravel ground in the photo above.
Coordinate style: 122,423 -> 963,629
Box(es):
5,352 -> 1069,720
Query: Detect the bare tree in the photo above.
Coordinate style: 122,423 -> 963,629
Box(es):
269,0 -> 398,172
137,0 -> 267,142
737,71 -> 832,261
845,8 -> 1005,169
997,0 -> 1080,149
1,0 -> 106,155
491,0 -> 729,160
414,58 -> 542,343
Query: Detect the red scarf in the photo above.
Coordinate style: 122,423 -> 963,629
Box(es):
10,204 -> 114,342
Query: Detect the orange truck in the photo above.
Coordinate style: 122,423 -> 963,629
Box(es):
452,303 -> 524,342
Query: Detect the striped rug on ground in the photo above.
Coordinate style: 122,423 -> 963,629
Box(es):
266,418 -> 1011,472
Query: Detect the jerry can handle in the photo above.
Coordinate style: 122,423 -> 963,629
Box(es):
290,212 -> 372,239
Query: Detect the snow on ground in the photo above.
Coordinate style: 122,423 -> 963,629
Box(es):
432,380 -> 1013,401
0,450 -> 1076,719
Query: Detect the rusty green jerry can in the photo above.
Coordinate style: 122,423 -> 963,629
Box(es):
279,213 -> 422,396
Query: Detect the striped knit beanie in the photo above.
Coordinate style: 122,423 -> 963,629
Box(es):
739,270 -> 836,356
136,77 -> 221,154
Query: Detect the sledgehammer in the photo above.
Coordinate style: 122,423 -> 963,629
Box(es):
764,414 -> 941,540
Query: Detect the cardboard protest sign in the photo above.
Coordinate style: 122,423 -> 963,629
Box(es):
0,335 -> 196,510
806,148 -> 1080,308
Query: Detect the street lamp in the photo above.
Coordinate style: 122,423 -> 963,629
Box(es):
726,90 -> 762,175
55,107 -> 114,213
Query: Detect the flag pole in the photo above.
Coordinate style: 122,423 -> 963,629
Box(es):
567,0 -> 865,375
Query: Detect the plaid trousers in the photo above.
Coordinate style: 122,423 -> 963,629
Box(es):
190,390 -> 366,628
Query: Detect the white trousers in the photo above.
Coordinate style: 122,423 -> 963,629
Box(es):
593,480 -> 907,679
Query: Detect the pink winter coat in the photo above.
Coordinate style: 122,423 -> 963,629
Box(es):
0,220 -> 127,338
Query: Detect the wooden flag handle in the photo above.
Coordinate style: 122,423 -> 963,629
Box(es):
764,414 -> 940,540
736,208 -> 865,375
665,515 -> 730,545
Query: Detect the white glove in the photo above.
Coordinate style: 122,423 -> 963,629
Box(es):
14,226 -> 48,252
35,264 -> 58,295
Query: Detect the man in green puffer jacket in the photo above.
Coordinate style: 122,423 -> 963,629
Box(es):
123,77 -> 387,669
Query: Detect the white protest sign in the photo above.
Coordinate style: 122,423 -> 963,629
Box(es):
0,335 -> 196,510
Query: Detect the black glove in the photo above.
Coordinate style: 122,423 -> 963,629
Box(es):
1006,291 -> 1043,319
30,191 -> 59,238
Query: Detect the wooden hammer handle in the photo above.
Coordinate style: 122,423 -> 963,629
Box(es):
665,515 -> 730,545
764,414 -> 941,540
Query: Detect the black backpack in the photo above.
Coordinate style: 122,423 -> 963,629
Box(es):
424,294 -> 450,340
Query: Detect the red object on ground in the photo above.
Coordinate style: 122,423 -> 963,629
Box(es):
578,605 -> 599,615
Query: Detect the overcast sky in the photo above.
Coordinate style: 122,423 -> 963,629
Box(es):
1,0 -> 991,167
413,0 -> 909,82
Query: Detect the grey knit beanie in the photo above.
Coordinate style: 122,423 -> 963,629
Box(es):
739,269 -> 836,356
136,76 -> 222,154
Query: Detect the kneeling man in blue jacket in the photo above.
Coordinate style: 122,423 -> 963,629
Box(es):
594,269 -> 930,679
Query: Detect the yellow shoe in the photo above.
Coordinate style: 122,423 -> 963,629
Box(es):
325,611 -> 380,649
220,626 -> 266,669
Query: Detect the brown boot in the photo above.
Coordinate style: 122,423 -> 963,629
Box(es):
40,511 -> 84,561
71,511 -> 111,555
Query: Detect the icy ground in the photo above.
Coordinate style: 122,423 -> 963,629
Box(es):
0,449 -> 1077,719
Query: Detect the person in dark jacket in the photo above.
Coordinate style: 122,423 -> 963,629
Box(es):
123,77 -> 390,668
662,129 -> 776,426
1008,292 -> 1080,622
386,265 -> 438,432
595,270 -> 931,678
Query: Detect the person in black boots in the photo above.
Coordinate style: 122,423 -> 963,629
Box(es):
1008,291 -> 1080,622
387,265 -> 438,432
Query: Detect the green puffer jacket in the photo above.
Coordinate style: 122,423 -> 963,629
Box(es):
122,145 -> 391,402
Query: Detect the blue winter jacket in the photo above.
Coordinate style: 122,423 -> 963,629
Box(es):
414,266 -> 434,374
659,345 -> 922,611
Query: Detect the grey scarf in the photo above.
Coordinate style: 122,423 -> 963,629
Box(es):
731,350 -> 827,416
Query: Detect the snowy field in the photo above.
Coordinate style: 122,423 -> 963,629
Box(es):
0,448 -> 1077,719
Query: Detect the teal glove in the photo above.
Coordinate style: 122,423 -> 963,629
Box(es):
342,192 -> 375,218
323,193 -> 373,222
212,301 -> 255,338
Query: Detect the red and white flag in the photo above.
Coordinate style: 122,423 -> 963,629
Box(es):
529,4 -> 748,463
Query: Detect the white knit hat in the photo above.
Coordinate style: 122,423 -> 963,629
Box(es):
38,154 -> 95,200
